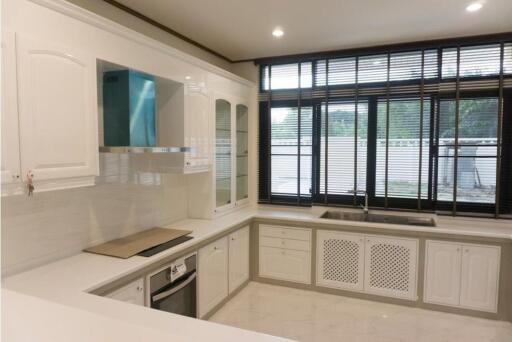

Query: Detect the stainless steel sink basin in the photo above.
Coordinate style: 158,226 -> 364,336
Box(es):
320,210 -> 436,227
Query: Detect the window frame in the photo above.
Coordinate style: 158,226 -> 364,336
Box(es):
258,37 -> 512,217
260,91 -> 509,213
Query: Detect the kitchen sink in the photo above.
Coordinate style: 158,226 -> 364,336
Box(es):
319,210 -> 436,227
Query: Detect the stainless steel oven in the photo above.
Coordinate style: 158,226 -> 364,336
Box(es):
147,253 -> 197,318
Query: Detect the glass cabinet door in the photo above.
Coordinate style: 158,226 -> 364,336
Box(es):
236,104 -> 249,202
215,99 -> 232,208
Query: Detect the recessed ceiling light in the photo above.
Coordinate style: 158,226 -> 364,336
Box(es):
466,2 -> 483,12
185,76 -> 191,80
272,27 -> 284,38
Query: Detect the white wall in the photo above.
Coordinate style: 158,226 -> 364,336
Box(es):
1,155 -> 189,277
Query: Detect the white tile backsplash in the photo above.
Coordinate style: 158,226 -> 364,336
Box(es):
1,155 -> 190,277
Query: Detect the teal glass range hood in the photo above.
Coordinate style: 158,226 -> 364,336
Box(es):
103,70 -> 156,147
100,68 -> 193,154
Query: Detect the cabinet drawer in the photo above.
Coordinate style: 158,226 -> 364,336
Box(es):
259,246 -> 311,284
259,225 -> 311,241
260,236 -> 310,252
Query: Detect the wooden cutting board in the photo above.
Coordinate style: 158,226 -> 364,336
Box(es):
84,227 -> 192,259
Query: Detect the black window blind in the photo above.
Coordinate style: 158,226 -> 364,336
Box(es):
259,39 -> 512,218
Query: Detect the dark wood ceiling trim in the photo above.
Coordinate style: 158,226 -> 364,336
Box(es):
102,0 -> 234,63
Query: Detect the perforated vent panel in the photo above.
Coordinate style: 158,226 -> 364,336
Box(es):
323,239 -> 360,284
369,243 -> 411,292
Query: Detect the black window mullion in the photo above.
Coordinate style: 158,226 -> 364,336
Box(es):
367,96 -> 378,206
297,63 -> 302,205
452,46 -> 461,216
324,60 -> 330,205
268,66 -> 272,203
495,42 -> 505,218
353,56 -> 360,205
417,49 -> 425,211
384,53 -> 391,209
428,96 -> 437,206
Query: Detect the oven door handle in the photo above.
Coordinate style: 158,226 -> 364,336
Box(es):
152,272 -> 196,302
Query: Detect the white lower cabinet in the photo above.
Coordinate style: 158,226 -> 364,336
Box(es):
316,230 -> 418,300
228,226 -> 250,293
424,240 -> 500,313
424,241 -> 462,306
460,245 -> 500,312
198,236 -> 229,318
316,231 -> 365,291
364,235 -> 418,300
105,278 -> 145,306
259,225 -> 311,284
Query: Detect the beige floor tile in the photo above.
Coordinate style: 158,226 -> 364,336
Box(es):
210,282 -> 512,342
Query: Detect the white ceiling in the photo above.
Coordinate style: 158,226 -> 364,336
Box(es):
114,0 -> 512,61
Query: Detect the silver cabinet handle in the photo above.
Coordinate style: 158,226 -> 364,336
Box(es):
152,273 -> 196,302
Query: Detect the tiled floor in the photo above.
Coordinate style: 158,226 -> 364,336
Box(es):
209,282 -> 512,342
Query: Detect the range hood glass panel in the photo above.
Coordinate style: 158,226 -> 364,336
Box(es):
103,70 -> 156,147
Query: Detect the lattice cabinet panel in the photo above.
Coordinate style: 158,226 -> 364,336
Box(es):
316,231 -> 365,291
364,235 -> 418,300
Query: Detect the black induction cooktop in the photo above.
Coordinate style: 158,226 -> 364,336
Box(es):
137,235 -> 194,257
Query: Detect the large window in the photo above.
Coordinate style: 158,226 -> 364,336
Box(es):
376,97 -> 431,201
319,100 -> 368,199
270,105 -> 312,200
436,97 -> 499,205
259,38 -> 512,217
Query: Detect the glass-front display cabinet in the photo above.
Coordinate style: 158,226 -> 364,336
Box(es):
215,99 -> 249,213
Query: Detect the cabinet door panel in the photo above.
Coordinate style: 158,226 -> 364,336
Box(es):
215,99 -> 232,209
16,35 -> 98,180
424,241 -> 462,306
364,235 -> 418,300
317,230 -> 364,291
228,226 -> 250,293
198,237 -> 228,317
1,32 -> 21,185
186,88 -> 210,167
106,278 -> 144,306
460,245 -> 500,313
235,104 -> 248,203
259,246 -> 311,284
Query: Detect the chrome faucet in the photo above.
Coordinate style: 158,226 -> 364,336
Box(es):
349,190 -> 369,214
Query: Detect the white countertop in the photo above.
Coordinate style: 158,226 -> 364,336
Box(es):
3,205 -> 512,341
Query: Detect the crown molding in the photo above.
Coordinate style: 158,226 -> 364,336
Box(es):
28,0 -> 255,87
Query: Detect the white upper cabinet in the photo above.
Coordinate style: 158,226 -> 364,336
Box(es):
235,104 -> 249,203
16,34 -> 98,186
185,86 -> 211,170
215,98 -> 232,209
214,96 -> 250,214
155,80 -> 212,174
1,32 -> 21,187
